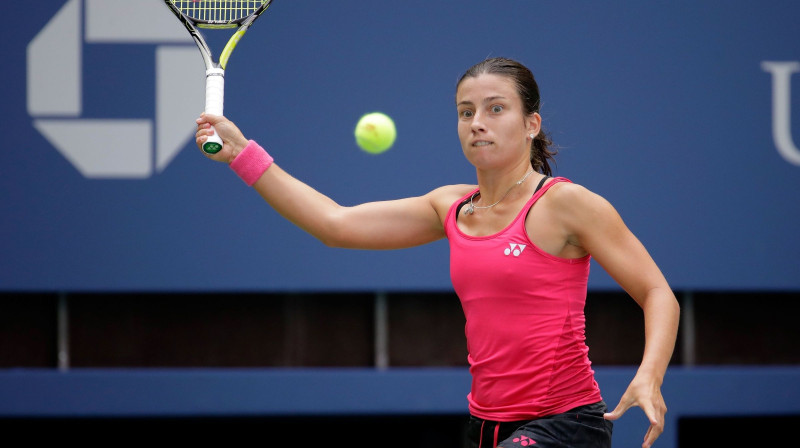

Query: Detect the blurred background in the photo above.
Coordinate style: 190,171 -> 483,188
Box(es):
1,1 -> 798,446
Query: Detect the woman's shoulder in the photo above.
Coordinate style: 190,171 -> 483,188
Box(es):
426,184 -> 477,218
544,179 -> 619,219
428,183 -> 476,200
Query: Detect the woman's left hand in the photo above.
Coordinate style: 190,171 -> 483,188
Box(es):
604,372 -> 667,448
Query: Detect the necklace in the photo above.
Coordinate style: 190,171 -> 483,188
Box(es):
463,170 -> 534,215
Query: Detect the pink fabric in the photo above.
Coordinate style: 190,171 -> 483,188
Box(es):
445,177 -> 602,421
229,140 -> 273,186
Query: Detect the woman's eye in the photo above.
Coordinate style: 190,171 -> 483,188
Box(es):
491,105 -> 504,113
459,110 -> 474,119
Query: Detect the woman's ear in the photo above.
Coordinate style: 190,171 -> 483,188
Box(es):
527,112 -> 542,138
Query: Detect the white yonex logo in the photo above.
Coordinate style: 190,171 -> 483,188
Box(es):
504,243 -> 526,257
27,0 -> 202,178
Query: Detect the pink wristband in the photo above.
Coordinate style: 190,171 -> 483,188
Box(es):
229,140 -> 274,186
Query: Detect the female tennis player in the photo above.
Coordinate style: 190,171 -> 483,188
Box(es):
195,57 -> 680,448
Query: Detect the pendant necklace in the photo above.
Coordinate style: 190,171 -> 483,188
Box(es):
463,170 -> 534,215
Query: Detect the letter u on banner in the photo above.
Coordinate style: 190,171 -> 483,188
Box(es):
762,61 -> 800,166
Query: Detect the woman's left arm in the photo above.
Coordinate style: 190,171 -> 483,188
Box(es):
553,183 -> 680,448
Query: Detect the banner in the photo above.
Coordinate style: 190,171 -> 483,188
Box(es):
2,1 -> 798,291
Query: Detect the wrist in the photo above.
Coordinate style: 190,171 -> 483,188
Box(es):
229,140 -> 274,186
634,366 -> 665,385
227,138 -> 251,162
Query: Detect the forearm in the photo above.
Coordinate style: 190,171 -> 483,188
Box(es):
637,287 -> 680,382
251,162 -> 345,245
244,155 -> 445,250
222,137 -> 446,249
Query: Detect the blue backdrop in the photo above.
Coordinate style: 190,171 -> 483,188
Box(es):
2,0 -> 799,292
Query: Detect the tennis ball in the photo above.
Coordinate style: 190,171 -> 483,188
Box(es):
354,112 -> 396,154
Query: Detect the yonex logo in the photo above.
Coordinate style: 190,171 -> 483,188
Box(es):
511,435 -> 536,446
504,243 -> 526,257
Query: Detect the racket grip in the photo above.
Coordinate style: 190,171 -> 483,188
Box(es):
203,68 -> 225,154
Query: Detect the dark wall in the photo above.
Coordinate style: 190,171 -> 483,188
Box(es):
4,290 -> 798,369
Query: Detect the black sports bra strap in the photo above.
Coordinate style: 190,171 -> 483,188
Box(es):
455,196 -> 470,216
534,176 -> 550,194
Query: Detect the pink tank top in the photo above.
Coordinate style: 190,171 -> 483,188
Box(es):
445,177 -> 602,421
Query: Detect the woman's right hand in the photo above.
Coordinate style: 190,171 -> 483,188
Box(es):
195,113 -> 250,164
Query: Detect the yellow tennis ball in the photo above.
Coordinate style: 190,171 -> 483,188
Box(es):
354,112 -> 396,154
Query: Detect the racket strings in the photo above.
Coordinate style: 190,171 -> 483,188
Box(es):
173,0 -> 267,23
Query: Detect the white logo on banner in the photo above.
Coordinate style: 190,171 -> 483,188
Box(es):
762,61 -> 800,166
27,0 -> 202,178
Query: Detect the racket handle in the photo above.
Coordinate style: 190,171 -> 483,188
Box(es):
203,68 -> 226,154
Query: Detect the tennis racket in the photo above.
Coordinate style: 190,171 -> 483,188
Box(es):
164,0 -> 276,154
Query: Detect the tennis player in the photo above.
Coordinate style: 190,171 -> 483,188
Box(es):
195,57 -> 680,448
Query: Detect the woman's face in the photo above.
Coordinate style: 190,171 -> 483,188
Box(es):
456,73 -> 540,170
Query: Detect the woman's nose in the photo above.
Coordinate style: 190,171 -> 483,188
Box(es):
470,113 -> 486,132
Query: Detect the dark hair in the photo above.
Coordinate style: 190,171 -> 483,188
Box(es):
457,57 -> 557,176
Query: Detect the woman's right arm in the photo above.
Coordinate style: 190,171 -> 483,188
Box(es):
196,113 -> 465,250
